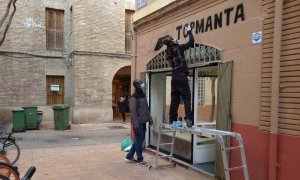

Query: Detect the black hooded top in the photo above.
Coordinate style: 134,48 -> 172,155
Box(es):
165,30 -> 194,76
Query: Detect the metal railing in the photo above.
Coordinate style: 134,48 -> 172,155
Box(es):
147,44 -> 222,71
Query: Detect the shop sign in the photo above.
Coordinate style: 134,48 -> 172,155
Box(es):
252,31 -> 262,45
175,3 -> 245,40
137,0 -> 147,9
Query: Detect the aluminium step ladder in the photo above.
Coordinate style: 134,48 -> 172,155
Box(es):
149,125 -> 177,170
150,124 -> 249,180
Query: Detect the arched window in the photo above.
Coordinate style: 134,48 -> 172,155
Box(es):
147,44 -> 222,71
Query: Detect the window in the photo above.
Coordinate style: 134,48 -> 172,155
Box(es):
125,10 -> 134,54
46,76 -> 64,105
46,8 -> 64,51
198,77 -> 205,106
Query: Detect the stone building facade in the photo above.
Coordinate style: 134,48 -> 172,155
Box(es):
0,0 -> 134,123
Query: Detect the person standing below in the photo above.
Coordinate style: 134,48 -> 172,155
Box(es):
125,79 -> 153,166
162,25 -> 194,127
119,96 -> 127,124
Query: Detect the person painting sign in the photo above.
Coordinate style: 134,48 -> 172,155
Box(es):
161,25 -> 194,127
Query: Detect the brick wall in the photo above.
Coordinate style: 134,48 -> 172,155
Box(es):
0,0 -> 134,123
73,55 -> 131,123
71,0 -> 133,123
73,0 -> 126,53
0,0 -> 73,122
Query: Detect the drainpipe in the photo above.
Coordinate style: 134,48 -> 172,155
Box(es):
130,24 -> 137,140
269,0 -> 283,179
131,25 -> 137,92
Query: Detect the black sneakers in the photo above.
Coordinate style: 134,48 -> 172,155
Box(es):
186,119 -> 193,127
138,160 -> 148,166
125,157 -> 137,163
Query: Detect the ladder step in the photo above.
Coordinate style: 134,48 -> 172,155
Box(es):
228,166 -> 245,171
159,143 -> 173,146
160,130 -> 175,133
224,146 -> 242,151
159,155 -> 172,158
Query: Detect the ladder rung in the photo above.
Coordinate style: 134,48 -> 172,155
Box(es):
225,146 -> 242,151
160,130 -> 175,133
159,154 -> 172,158
159,143 -> 173,146
228,166 -> 245,171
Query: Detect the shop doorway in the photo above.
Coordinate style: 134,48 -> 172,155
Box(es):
192,66 -> 218,174
112,66 -> 131,122
146,44 -> 232,177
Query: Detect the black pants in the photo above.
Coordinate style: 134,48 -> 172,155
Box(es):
121,113 -> 126,122
169,75 -> 192,123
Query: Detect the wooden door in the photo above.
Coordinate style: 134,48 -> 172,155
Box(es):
46,76 -> 64,105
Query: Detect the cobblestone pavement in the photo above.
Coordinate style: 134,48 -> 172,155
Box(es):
8,121 -> 211,180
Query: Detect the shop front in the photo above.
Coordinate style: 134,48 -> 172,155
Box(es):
145,44 -> 232,177
132,0 -> 262,179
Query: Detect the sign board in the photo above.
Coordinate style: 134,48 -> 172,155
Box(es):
252,31 -> 262,45
137,0 -> 147,9
50,84 -> 60,92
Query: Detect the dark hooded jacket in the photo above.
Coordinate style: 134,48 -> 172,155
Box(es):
129,89 -> 152,129
165,30 -> 194,76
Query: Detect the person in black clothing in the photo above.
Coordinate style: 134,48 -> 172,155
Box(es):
162,25 -> 194,127
119,96 -> 127,124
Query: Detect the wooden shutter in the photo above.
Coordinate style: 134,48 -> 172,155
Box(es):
278,0 -> 300,136
260,0 -> 300,136
260,0 -> 275,131
56,11 -> 64,50
46,11 -> 55,49
46,8 -> 64,51
215,61 -> 233,179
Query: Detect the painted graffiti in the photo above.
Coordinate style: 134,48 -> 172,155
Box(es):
23,17 -> 42,28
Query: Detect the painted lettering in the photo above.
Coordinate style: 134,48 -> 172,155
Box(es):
176,25 -> 183,40
195,19 -> 205,35
224,7 -> 234,26
205,16 -> 212,32
190,22 -> 195,32
175,3 -> 245,40
214,12 -> 222,29
234,3 -> 245,23
183,23 -> 189,38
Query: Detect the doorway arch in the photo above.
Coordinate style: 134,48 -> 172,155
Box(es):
112,66 -> 131,121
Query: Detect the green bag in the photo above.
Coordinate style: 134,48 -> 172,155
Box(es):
121,138 -> 133,151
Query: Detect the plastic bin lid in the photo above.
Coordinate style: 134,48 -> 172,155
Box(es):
11,107 -> 24,112
52,104 -> 70,109
21,105 -> 37,108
